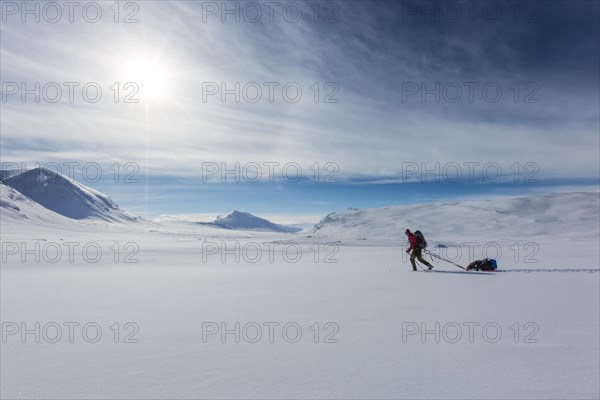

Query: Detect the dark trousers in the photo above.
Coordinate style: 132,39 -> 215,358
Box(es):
410,248 -> 432,271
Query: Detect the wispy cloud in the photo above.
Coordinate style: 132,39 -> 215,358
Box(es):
1,1 -> 598,193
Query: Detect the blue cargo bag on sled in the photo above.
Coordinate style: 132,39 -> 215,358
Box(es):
466,258 -> 497,271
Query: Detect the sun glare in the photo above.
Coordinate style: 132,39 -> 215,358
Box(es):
119,56 -> 169,102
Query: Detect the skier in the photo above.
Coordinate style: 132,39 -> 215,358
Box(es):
405,229 -> 434,271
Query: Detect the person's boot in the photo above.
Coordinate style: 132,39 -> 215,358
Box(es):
427,263 -> 434,270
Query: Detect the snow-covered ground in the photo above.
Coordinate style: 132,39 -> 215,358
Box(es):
1,182 -> 599,399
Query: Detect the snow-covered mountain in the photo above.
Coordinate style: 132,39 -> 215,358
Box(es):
1,168 -> 140,222
200,210 -> 301,233
310,192 -> 600,242
0,181 -> 76,225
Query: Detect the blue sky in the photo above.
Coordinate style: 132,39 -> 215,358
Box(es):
95,176 -> 599,220
1,1 -> 599,219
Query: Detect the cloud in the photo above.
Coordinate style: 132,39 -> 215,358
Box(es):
1,0 -> 598,183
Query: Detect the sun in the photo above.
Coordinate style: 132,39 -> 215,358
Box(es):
119,56 -> 169,102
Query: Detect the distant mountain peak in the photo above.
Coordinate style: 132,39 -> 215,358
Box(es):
1,167 -> 140,222
213,210 -> 286,232
195,210 -> 301,233
311,192 -> 600,240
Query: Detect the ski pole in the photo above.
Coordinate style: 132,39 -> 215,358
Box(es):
415,259 -> 427,272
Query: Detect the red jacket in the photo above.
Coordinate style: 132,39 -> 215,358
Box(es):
407,233 -> 418,251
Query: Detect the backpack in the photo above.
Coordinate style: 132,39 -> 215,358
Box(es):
413,230 -> 427,249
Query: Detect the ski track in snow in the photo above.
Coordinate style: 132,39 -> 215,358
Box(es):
497,268 -> 600,273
